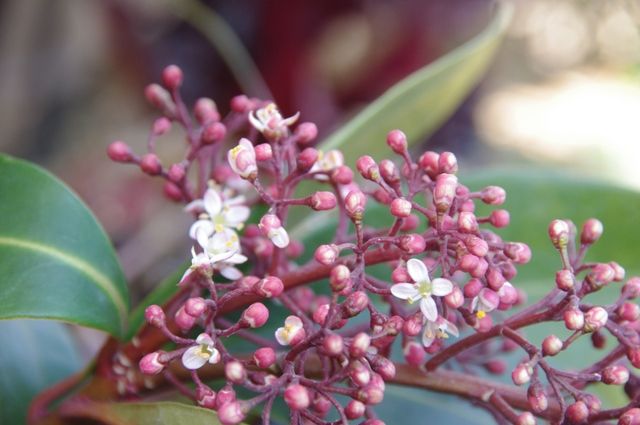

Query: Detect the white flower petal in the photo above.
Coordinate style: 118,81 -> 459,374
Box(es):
207,348 -> 221,364
420,296 -> 438,322
422,322 -> 436,347
220,266 -> 243,280
184,199 -> 204,214
196,333 -> 214,345
182,346 -> 208,370
407,258 -> 429,283
189,220 -> 213,241
444,319 -> 459,337
203,189 -> 222,216
390,283 -> 419,300
431,278 -> 453,296
239,138 -> 255,154
285,316 -> 303,329
471,297 -> 479,311
224,206 -> 250,225
275,327 -> 288,345
208,250 -> 237,264
270,227 -> 290,248
248,111 -> 265,132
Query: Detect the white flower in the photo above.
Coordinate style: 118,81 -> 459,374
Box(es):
179,248 -> 212,284
390,258 -> 453,321
275,315 -> 305,346
470,288 -> 500,319
228,138 -> 258,179
422,316 -> 459,348
205,228 -> 247,280
182,333 -> 221,370
248,103 -> 299,138
267,226 -> 289,248
310,149 -> 344,180
187,186 -> 249,249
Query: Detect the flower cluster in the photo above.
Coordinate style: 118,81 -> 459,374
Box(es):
108,65 -> 640,425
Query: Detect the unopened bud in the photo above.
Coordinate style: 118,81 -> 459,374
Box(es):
527,383 -> 548,413
387,129 -> 407,154
438,152 -> 458,174
196,386 -> 217,409
357,384 -> 384,405
356,156 -> 380,180
144,304 -> 165,327
564,307 -> 584,330
481,186 -> 506,205
175,306 -> 196,330
512,363 -> 533,385
350,332 -> 371,358
161,64 -> 183,90
610,261 -> 626,281
225,361 -> 246,383
346,400 -> 366,420
152,117 -> 172,135
217,401 -> 246,425
294,122 -> 318,144
619,408 -> 640,425
583,306 -> 608,332
517,412 -> 536,425
555,269 -> 575,291
390,198 -> 412,218
433,173 -> 457,213
445,286 -> 464,308
504,243 -> 531,264
330,264 -> 351,292
315,244 -> 339,265
458,211 -> 478,233
548,219 -> 570,249
139,351 -> 165,375
254,143 -> 273,161
419,151 -> 440,179
240,302 -> 269,328
602,365 -> 629,385
566,401 -> 589,424
379,159 -> 399,185
587,263 -> 615,290
331,165 -> 354,185
343,291 -> 369,317
184,297 -> 207,317
254,276 -> 284,298
542,334 -> 563,356
253,347 -> 276,369
624,277 -> 640,298
345,190 -> 367,220
168,163 -> 186,182
322,334 -> 344,356
194,97 -> 219,124
399,234 -> 426,254
140,153 -> 162,175
297,147 -> 319,172
466,236 -> 489,257
107,141 -> 134,162
627,347 -> 640,368
489,209 -> 510,228
309,191 -> 337,211
230,95 -> 250,113
618,302 -> 640,322
581,218 -> 603,245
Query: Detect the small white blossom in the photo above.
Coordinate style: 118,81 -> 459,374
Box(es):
310,149 -> 344,181
228,138 -> 258,179
179,248 -> 212,284
182,333 -> 221,370
390,258 -> 453,321
422,316 -> 459,348
248,103 -> 299,138
275,315 -> 305,346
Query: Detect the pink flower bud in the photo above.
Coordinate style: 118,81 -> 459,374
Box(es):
438,152 -> 458,174
587,263 -> 615,290
458,254 -> 479,273
175,306 -> 196,331
331,165 -> 354,185
555,269 -> 575,291
609,261 -> 626,281
139,351 -> 165,375
581,218 -> 603,245
481,186 -> 506,205
400,214 -> 419,231
350,332 -> 371,358
322,333 -> 344,356
140,153 -> 162,175
345,400 -> 366,419
379,159 -> 399,185
217,401 -> 246,425
343,291 -> 369,317
504,243 -> 532,264
564,307 -> 584,330
466,236 -> 488,257
194,98 -> 219,124
512,363 -> 533,385
370,355 -> 396,380
253,347 -> 276,369
167,163 -> 186,182
527,383 -> 548,413
624,277 -> 640,298
390,198 -> 412,218
517,412 -> 536,425
433,173 -> 458,213
254,143 -> 273,161
403,341 -> 425,366
163,182 -> 182,202
628,347 -> 640,368
349,360 -> 371,386
145,304 -> 165,327
107,141 -> 133,162
254,276 -> 284,298
357,384 -> 384,405
144,83 -> 174,112
620,408 -> 640,425
356,155 -> 379,180
330,264 -> 351,292
230,95 -> 250,112
161,64 -> 183,90
583,306 -> 608,332
548,219 -> 570,249
297,147 -> 318,172
309,191 -> 337,211
152,117 -> 172,135
398,234 -> 426,254
618,302 -> 640,322
458,211 -> 478,233
386,129 -> 407,154
445,286 -> 464,308
294,122 -> 318,144
240,302 -> 269,328
345,190 -> 367,220
542,334 -> 563,356
464,278 -> 483,298
602,364 -> 629,385
566,401 -> 589,424
237,275 -> 259,290
486,268 -> 506,291
315,244 -> 339,265
196,386 -> 216,409
419,151 -> 440,179
484,359 -> 506,374
392,265 -> 410,283
312,304 -> 330,325
489,209 -> 510,228
470,258 -> 489,278
215,386 -> 236,409
184,297 -> 207,317
284,384 -> 310,410
225,361 -> 246,383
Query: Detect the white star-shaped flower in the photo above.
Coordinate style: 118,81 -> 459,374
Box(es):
422,316 -> 459,348
390,258 -> 453,321
248,103 -> 299,139
182,333 -> 221,370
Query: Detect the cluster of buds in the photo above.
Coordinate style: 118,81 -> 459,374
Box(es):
109,66 -> 640,425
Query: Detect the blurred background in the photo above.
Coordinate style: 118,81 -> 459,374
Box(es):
2,0 -> 640,352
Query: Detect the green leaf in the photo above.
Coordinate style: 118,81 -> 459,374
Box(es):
0,320 -> 82,424
0,155 -> 129,337
65,401 -> 238,425
319,2 -> 512,164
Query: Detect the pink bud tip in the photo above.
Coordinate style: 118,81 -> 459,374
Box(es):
107,141 -> 133,162
309,191 -> 337,211
583,306 -> 608,332
196,386 -> 217,408
241,302 -> 269,328
563,307 -> 584,331
139,351 -> 165,375
620,408 -> 640,425
314,244 -> 339,265
294,122 -> 318,144
419,151 -> 440,178
602,364 -> 629,385
581,218 -> 603,245
175,306 -> 196,331
490,209 -> 510,228
555,269 -> 575,291
225,361 -> 246,383
399,234 -> 426,254
343,291 -> 369,317
356,156 -> 379,180
217,401 -> 246,425
386,129 -> 407,154
542,334 -> 563,356
516,412 -> 536,425
512,363 -> 532,385
624,277 -> 640,298
480,186 -> 506,205
254,143 -> 273,161
433,173 -> 458,213
201,122 -> 227,144
161,64 -> 183,90
330,264 -> 351,292
390,198 -> 412,218
184,297 -> 207,317
140,153 -> 162,175
254,276 -> 284,298
194,98 -> 219,124
253,347 -> 276,369
144,304 -> 165,327
284,384 -> 310,410
322,333 -> 344,356
566,401 -> 589,424
297,147 -> 318,172
438,151 -> 458,174
350,332 -> 371,358
230,95 -> 250,113
167,163 -> 186,182
152,117 -> 172,136
548,219 -> 570,249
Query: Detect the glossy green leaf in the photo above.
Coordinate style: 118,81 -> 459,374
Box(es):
0,320 -> 82,424
64,401 -> 233,425
0,155 -> 129,337
319,2 -> 512,164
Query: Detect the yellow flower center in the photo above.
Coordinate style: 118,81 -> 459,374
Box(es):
476,311 -> 486,319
